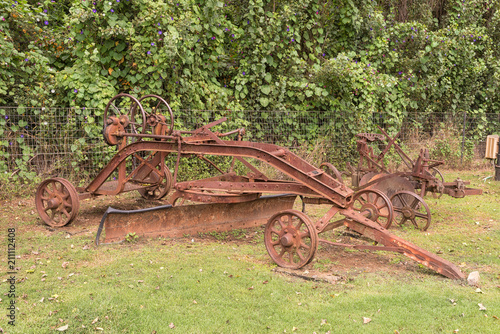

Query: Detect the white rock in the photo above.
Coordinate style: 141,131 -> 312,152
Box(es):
467,271 -> 480,286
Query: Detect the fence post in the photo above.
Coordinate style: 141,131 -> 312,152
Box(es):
460,110 -> 466,165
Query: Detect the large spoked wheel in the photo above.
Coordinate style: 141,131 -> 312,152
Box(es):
350,189 -> 393,229
35,178 -> 79,227
137,94 -> 175,136
103,93 -> 147,145
264,210 -> 318,269
390,190 -> 431,231
137,167 -> 173,200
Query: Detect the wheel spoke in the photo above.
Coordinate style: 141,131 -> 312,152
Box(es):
300,241 -> 311,250
414,211 -> 429,219
409,197 -> 420,209
299,231 -> 310,239
288,250 -> 294,263
61,208 -> 71,219
270,228 -> 281,236
296,249 -> 305,261
397,194 -> 410,207
271,239 -> 280,246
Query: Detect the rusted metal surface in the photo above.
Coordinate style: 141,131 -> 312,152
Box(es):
351,127 -> 483,199
346,127 -> 483,231
35,177 -> 80,227
98,194 -> 296,244
35,93 -> 469,280
390,190 -> 431,231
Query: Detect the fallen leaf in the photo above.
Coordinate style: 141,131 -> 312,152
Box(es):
62,262 -> 69,269
55,324 -> 68,331
320,319 -> 327,325
478,303 -> 487,311
248,286 -> 254,290
363,317 -> 372,324
453,330 -> 459,333
262,280 -> 268,284
193,300 -> 197,304
95,327 -> 104,331
169,323 -> 175,329
138,280 -> 144,283
91,317 -> 99,325
492,315 -> 498,320
475,288 -> 483,293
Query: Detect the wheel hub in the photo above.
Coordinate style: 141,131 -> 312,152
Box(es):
361,203 -> 378,220
47,197 -> 61,210
402,208 -> 414,219
280,232 -> 295,247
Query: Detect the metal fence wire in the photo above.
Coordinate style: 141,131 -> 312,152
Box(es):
1,106 -> 498,183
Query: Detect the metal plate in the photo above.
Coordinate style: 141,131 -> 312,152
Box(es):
97,194 -> 296,244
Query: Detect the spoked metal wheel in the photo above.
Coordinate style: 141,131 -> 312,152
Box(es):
35,178 -> 79,227
390,190 -> 431,231
264,210 -> 318,269
137,94 -> 175,136
425,167 -> 444,199
137,167 -> 173,200
350,189 -> 393,229
102,93 -> 147,145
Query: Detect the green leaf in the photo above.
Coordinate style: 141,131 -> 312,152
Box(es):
261,85 -> 271,95
259,97 -> 269,107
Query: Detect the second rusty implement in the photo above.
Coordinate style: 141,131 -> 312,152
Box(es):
344,128 -> 482,231
35,94 -> 466,280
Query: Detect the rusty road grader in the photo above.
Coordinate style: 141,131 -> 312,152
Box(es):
36,94 -> 468,280
340,129 -> 483,231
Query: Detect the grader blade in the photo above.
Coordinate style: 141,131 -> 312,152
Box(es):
95,194 -> 296,244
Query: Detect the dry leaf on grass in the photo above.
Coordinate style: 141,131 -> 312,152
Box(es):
363,317 -> 372,324
55,324 -> 68,331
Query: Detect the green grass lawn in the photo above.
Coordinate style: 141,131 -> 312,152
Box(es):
1,169 -> 499,333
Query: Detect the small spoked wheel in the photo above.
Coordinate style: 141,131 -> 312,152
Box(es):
35,178 -> 79,227
390,191 -> 431,231
264,210 -> 318,269
350,189 -> 393,229
425,167 -> 444,199
137,167 -> 173,200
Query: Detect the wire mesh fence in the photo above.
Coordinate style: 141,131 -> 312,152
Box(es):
1,105 -> 498,184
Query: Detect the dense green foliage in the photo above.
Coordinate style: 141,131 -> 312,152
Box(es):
2,0 -> 499,113
1,0 -> 499,182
